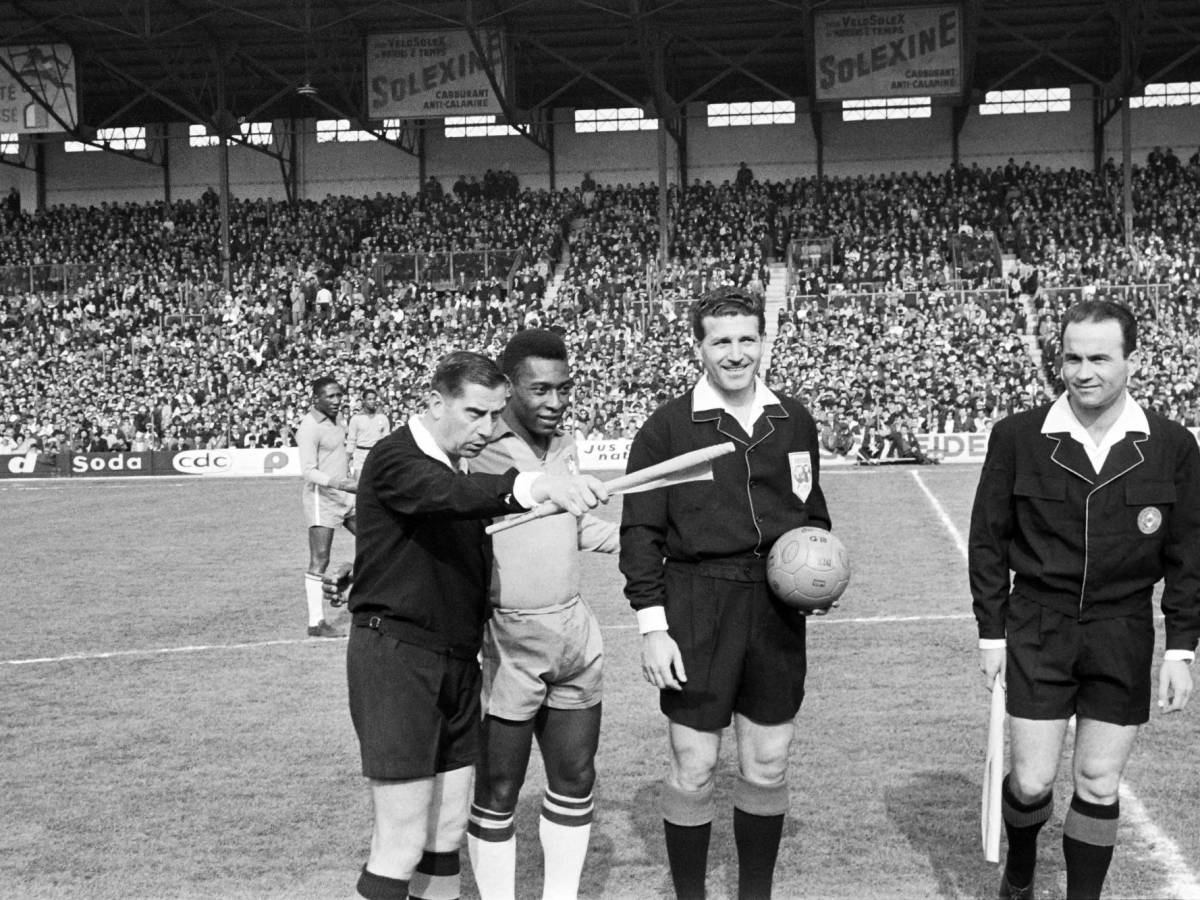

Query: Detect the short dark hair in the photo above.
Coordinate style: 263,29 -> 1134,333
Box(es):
1060,300 -> 1138,356
690,286 -> 765,339
311,375 -> 340,396
500,328 -> 567,379
431,351 -> 506,398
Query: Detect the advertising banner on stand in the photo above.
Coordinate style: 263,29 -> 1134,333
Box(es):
162,448 -> 301,478
813,4 -> 963,102
366,30 -> 507,119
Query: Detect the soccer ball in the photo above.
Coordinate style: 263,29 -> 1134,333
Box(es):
766,526 -> 850,612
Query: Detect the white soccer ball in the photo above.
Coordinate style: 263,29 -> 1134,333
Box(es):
766,526 -> 851,612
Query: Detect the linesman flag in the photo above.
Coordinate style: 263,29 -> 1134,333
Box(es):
485,442 -> 736,535
982,673 -> 1006,862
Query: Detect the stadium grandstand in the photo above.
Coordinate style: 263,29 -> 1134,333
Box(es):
2,0 -> 1200,464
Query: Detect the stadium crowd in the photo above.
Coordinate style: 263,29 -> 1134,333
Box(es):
3,153 -> 1200,459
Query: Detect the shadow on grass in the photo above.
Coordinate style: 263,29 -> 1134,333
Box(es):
884,770 -> 1003,900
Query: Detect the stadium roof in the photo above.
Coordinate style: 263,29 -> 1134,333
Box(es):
3,0 -> 1200,139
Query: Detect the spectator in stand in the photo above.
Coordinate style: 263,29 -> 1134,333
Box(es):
734,161 -> 754,191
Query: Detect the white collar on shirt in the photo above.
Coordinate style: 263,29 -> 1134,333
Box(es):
1042,391 -> 1149,471
692,374 -> 780,423
409,415 -> 467,473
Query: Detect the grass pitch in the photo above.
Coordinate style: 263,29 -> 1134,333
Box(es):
2,468 -> 1198,899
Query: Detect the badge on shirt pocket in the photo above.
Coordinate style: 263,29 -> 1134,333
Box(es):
788,451 -> 812,502
1137,506 -> 1162,535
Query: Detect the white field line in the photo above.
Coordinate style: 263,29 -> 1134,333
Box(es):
2,636 -> 339,665
910,470 -> 1200,897
1,614 -> 975,666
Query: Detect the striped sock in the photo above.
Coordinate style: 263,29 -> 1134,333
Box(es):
733,776 -> 789,900
661,781 -> 715,900
408,849 -> 460,900
1001,776 -> 1053,890
539,789 -> 594,900
357,865 -> 409,900
304,572 -> 324,626
1063,794 -> 1119,900
467,803 -> 516,900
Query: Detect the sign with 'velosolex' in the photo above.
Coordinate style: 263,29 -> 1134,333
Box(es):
0,43 -> 77,132
365,30 -> 507,120
812,5 -> 963,102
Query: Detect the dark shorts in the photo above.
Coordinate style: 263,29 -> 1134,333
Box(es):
662,559 -> 807,731
1006,594 -> 1154,726
346,622 -> 481,780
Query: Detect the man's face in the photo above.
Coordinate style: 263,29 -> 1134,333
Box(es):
313,383 -> 343,420
362,391 -> 378,413
429,382 -> 509,459
508,357 -> 572,439
697,314 -> 763,398
1060,317 -> 1134,418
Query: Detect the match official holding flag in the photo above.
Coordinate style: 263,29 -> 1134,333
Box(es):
969,300 -> 1200,900
620,286 -> 832,900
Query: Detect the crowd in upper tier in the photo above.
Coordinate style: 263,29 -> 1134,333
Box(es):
2,149 -> 1200,459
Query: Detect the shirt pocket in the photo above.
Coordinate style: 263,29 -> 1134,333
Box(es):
1124,480 -> 1175,540
1013,474 -> 1066,501
1013,473 -> 1068,535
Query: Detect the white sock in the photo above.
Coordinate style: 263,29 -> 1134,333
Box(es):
539,789 -> 594,900
467,803 -> 516,900
304,573 -> 324,626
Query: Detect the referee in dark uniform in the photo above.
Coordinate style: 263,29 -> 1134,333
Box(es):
970,300 -> 1200,900
620,287 -> 833,900
345,351 -> 607,900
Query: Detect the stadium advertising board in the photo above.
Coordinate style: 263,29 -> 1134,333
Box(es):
579,439 -> 629,471
70,451 -> 153,477
812,4 -> 963,102
1,451 -> 57,477
6,431 -> 1197,480
167,448 -> 300,478
0,44 -> 78,132
365,30 -> 506,119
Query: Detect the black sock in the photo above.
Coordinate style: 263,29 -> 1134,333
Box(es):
664,820 -> 711,900
357,865 -> 409,900
733,808 -> 784,900
1063,794 -> 1119,900
1002,776 -> 1053,889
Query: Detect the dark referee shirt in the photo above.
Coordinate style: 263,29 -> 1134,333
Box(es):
348,419 -> 524,652
970,399 -> 1200,653
620,380 -> 831,620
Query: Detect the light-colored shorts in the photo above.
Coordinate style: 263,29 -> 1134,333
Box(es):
303,482 -> 355,529
481,595 -> 603,721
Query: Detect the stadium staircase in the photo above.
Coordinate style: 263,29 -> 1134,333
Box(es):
761,261 -> 788,373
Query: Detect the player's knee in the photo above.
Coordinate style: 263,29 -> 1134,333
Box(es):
1074,765 -> 1121,804
369,826 -> 426,878
669,758 -> 717,794
546,757 -> 596,798
1007,768 -> 1054,804
476,771 -> 525,812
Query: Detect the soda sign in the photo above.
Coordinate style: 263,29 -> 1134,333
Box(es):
70,452 -> 153,476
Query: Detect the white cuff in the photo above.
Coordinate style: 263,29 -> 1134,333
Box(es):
306,469 -> 332,487
978,638 -> 1007,650
512,472 -> 539,508
637,606 -> 669,634
1164,649 -> 1195,663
